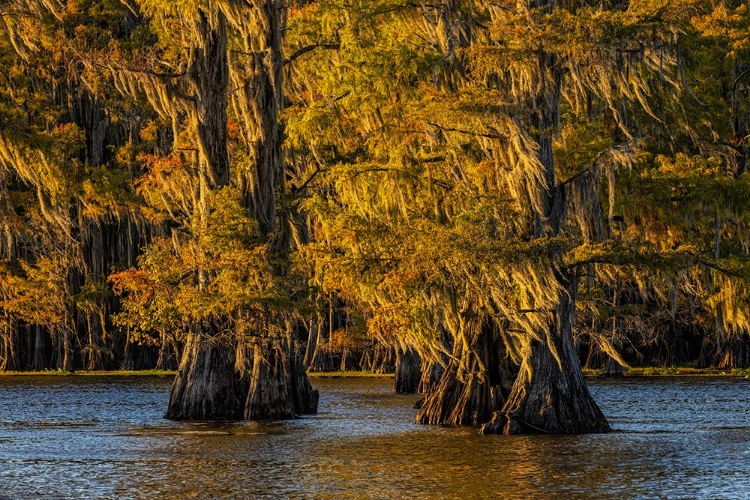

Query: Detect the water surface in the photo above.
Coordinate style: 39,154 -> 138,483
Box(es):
1,375 -> 749,498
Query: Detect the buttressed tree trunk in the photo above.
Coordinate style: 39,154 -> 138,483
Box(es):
166,332 -> 247,420
482,272 -> 609,434
167,8 -> 246,420
394,347 -> 421,394
416,324 -> 514,426
483,36 -> 610,433
245,331 -> 319,420
227,0 -> 318,419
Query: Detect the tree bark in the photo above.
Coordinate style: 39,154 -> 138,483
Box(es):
602,355 -> 623,377
303,316 -> 320,369
417,358 -> 444,395
244,333 -> 318,420
717,334 -> 750,369
394,348 -> 421,394
156,331 -> 178,371
482,275 -> 610,434
63,330 -> 74,372
481,20 -> 611,432
0,317 -> 19,371
166,332 -> 247,420
229,0 -> 283,237
167,7 -> 234,419
31,325 -> 47,371
416,324 -> 514,426
361,343 -> 396,374
189,9 -> 230,190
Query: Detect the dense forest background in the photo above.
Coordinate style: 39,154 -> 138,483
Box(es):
0,0 -> 749,430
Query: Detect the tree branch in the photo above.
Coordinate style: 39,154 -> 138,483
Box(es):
427,122 -> 503,140
284,41 -> 340,66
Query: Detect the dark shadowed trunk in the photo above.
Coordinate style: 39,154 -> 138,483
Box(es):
305,303 -> 341,372
122,329 -> 134,370
603,307 -> 623,377
603,355 -> 623,377
156,331 -> 178,371
83,312 -> 109,371
191,10 -> 230,189
303,316 -> 321,369
361,343 -> 396,374
394,348 -> 421,394
482,274 -> 610,434
416,324 -> 514,426
230,0 -> 283,237
0,316 -> 19,371
308,341 -> 342,371
717,334 -> 750,369
53,325 -> 74,372
245,332 -> 318,420
166,332 -> 246,420
418,359 -> 444,395
481,25 -> 611,432
418,329 -> 450,394
227,0 -> 318,419
166,8 -> 233,419
340,346 -> 363,371
31,325 -> 47,371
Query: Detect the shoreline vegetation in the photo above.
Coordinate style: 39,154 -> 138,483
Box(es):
1,368 -> 749,378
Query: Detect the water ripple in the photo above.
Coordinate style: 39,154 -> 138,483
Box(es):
1,376 -> 749,499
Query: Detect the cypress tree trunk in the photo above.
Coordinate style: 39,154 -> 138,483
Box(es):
394,348 -> 421,394
416,325 -> 513,426
340,346 -> 364,371
417,329 -> 450,395
166,8 -> 234,419
482,274 -> 610,434
191,9 -> 230,189
362,343 -> 396,374
230,0 -> 319,419
305,305 -> 341,372
229,0 -> 283,237
480,20 -> 611,432
156,331 -> 177,371
244,332 -> 319,420
0,317 -> 19,371
603,301 -> 623,377
83,312 -> 107,371
603,355 -> 623,377
122,328 -> 135,370
31,325 -> 47,371
166,331 -> 247,420
417,359 -> 444,395
717,334 -> 750,369
303,316 -> 321,369
62,328 -> 74,372
308,341 -> 342,372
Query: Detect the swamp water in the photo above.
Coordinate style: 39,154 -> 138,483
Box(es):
0,376 -> 749,499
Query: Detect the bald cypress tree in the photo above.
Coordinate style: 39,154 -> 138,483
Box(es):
287,0 -> 698,433
102,0 -> 317,419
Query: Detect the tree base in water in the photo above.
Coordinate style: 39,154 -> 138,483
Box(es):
245,336 -> 318,420
416,326 -> 514,426
166,333 -> 246,420
481,337 -> 610,435
394,348 -> 421,394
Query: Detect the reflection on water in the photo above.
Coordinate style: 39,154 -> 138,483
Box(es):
0,376 -> 749,499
